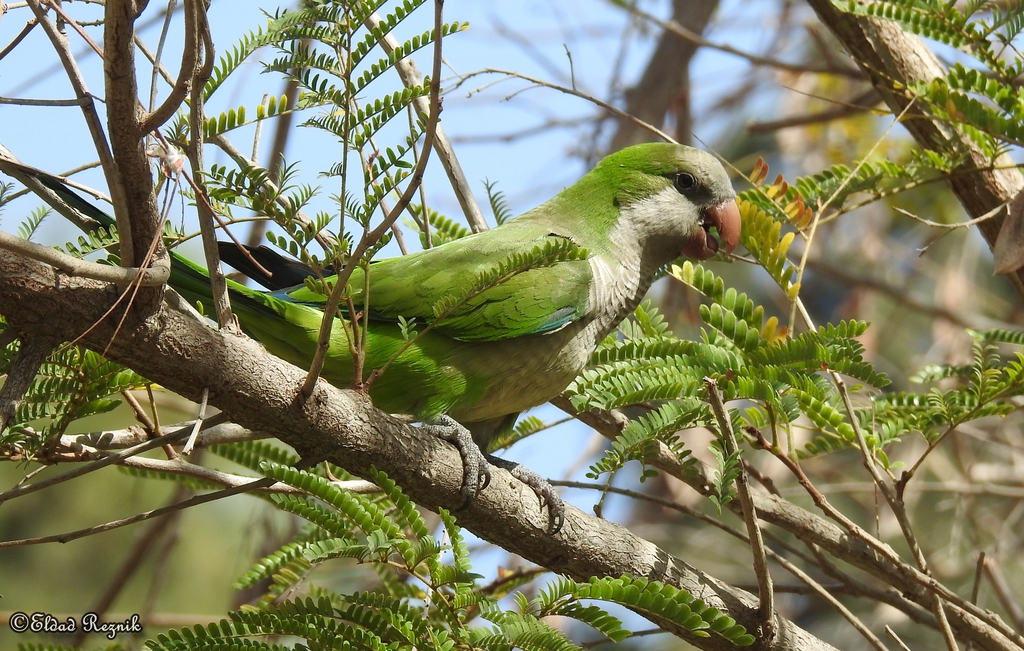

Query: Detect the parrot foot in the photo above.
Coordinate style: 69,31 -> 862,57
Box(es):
486,455 -> 565,535
420,416 -> 564,534
421,415 -> 491,507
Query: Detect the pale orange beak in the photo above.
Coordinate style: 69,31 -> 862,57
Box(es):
680,199 -> 741,259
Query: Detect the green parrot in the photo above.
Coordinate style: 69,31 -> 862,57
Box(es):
7,143 -> 740,532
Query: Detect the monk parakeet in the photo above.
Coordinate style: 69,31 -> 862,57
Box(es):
6,143 -> 740,533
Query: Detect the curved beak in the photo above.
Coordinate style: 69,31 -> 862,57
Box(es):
680,199 -> 742,260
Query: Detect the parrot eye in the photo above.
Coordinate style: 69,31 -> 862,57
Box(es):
675,172 -> 697,192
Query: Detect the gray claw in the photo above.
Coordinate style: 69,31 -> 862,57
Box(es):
486,454 -> 565,535
421,415 -> 564,534
421,415 -> 491,507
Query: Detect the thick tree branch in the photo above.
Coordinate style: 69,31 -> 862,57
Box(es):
104,0 -> 163,280
0,251 -> 838,651
805,0 -> 1024,302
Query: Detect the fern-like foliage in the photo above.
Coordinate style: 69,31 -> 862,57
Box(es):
146,466 -> 752,650
165,0 -> 470,276
410,206 -> 471,247
842,1 -> 1024,155
16,205 -> 48,241
483,178 -> 514,225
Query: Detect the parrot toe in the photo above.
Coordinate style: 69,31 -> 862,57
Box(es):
421,415 -> 564,534
421,415 -> 492,507
486,454 -> 565,535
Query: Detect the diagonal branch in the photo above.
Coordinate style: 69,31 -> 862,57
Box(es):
552,397 -> 1022,651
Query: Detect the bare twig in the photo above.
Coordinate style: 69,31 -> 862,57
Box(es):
147,0 -> 180,111
747,89 -> 881,134
0,96 -> 80,106
983,557 -> 1024,631
69,482 -> 189,649
120,454 -> 380,495
0,230 -> 168,286
705,378 -> 775,639
25,0 -> 121,256
0,415 -> 225,506
365,9 -> 487,232
0,473 -> 279,548
453,68 -> 675,144
58,422 -> 268,453
788,96 -> 916,331
140,0 -> 190,133
181,387 -> 208,456
886,626 -> 914,651
0,15 -> 38,63
621,0 -> 864,78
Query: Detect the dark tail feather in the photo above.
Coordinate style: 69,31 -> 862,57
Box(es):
9,165 -> 287,322
218,242 -> 331,291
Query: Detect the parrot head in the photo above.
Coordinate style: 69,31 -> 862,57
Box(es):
590,143 -> 741,262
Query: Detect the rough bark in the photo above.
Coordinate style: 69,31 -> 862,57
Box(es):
806,0 -> 1024,302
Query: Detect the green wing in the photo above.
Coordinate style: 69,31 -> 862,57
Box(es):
282,222 -> 594,342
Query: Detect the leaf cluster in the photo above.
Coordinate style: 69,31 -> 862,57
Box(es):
144,462 -> 752,650
845,0 -> 1024,157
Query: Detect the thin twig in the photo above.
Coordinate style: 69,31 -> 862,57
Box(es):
967,552 -> 986,651
181,387 -> 208,456
299,0 -> 446,398
621,1 -> 864,79
0,16 -> 38,63
57,422 -> 267,453
69,482 -> 189,649
453,68 -> 675,144
0,474 -> 278,548
25,0 -> 121,252
138,0 -> 197,135
705,378 -> 775,639
767,547 -> 888,651
121,389 -> 157,435
0,231 -> 168,286
886,626 -> 914,651
788,97 -> 917,331
0,415 -> 225,506
982,557 -> 1024,631
365,9 -> 487,232
0,96 -> 81,106
836,373 -> 961,651
148,0 -> 180,113
837,376 -> 929,570
746,89 -> 881,134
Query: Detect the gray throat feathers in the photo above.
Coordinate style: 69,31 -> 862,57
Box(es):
588,196 -> 678,342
